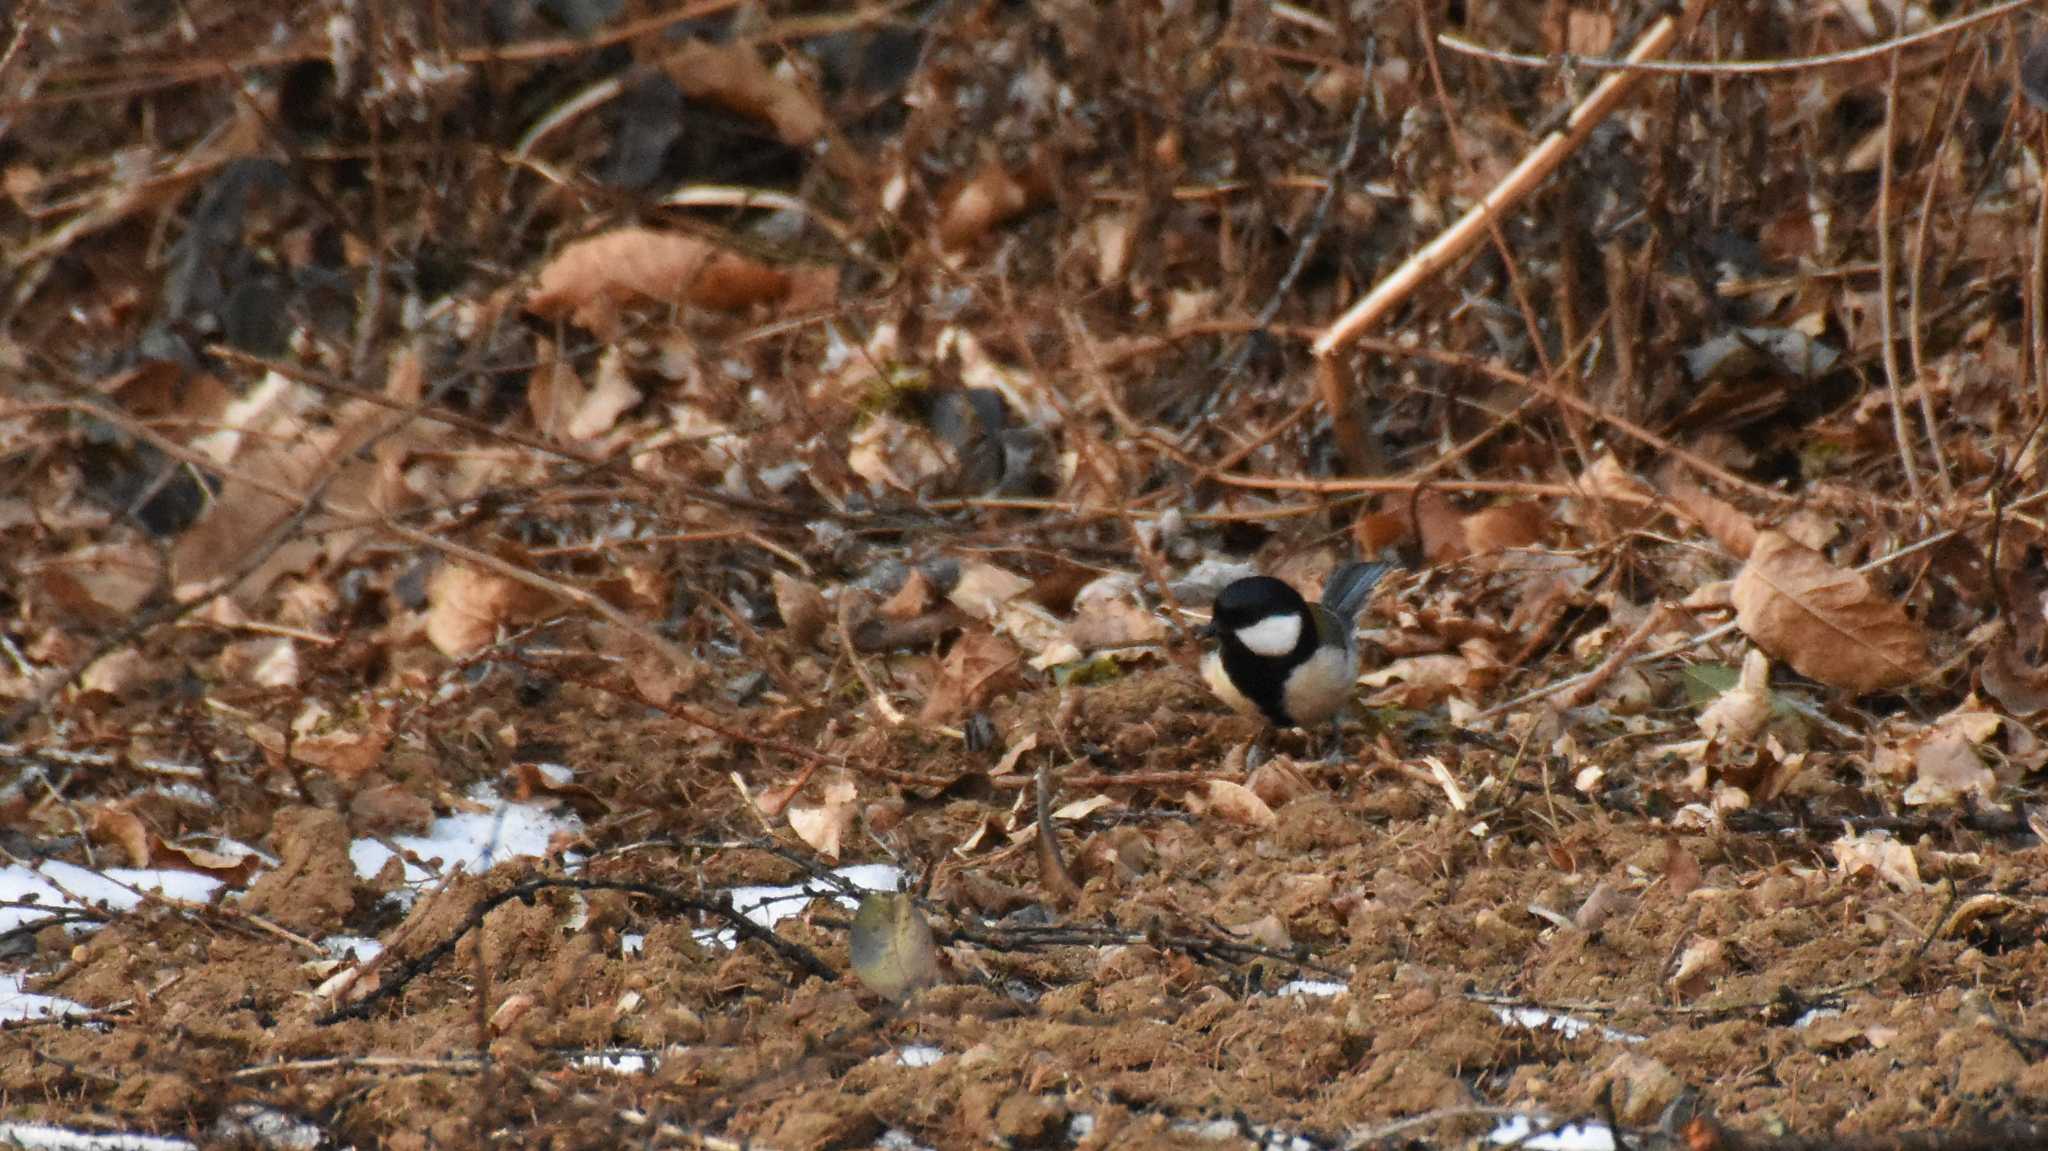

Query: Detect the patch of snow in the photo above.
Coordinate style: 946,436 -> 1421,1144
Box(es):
0,1124 -> 195,1151
1486,1115 -> 1617,1151
695,863 -> 904,949
0,860 -> 223,935
895,1045 -> 944,1067
318,935 -> 383,962
1494,1005 -> 1645,1045
0,972 -> 89,1023
571,1050 -> 651,1074
209,1105 -> 321,1150
348,784 -> 580,888
1793,1006 -> 1841,1029
1277,980 -> 1348,998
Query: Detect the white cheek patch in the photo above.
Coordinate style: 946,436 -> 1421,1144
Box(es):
1233,613 -> 1302,657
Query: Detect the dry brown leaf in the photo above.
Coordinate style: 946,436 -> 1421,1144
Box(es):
1900,705 -> 2004,807
879,569 -> 939,620
89,804 -> 153,868
1831,829 -> 1926,892
1668,937 -> 1727,995
1461,502 -> 1549,554
1247,757 -> 1313,808
155,839 -> 261,884
1065,590 -> 1165,650
948,561 -> 1032,621
1193,779 -> 1277,828
219,636 -> 301,689
79,648 -> 150,696
1360,654 -> 1475,708
1663,466 -> 1759,559
658,40 -> 827,147
1980,633 -> 2048,717
937,163 -> 1033,250
35,542 -> 161,621
773,572 -> 830,648
566,347 -> 642,441
527,229 -> 789,332
1697,649 -> 1773,743
920,630 -> 1023,723
787,776 -> 858,860
1731,531 -> 1930,692
248,708 -> 394,780
425,563 -> 554,658
1904,733 -> 1998,807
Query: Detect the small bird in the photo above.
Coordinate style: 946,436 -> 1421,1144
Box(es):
1199,561 -> 1394,760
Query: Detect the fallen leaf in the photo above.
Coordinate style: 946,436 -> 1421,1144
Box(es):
938,162 -> 1033,250
1980,633 -> 2048,717
1462,502 -> 1550,554
948,561 -> 1032,620
89,804 -> 153,867
219,636 -> 301,689
658,40 -> 827,147
849,891 -> 942,1000
1831,829 -> 1925,893
1247,757 -> 1313,808
527,228 -> 789,332
35,542 -> 161,621
1193,779 -> 1277,828
786,776 -> 858,860
424,563 -> 554,658
1663,465 -> 1758,559
772,572 -> 830,647
1731,530 -> 1930,692
1697,649 -> 1773,743
920,630 -> 1023,724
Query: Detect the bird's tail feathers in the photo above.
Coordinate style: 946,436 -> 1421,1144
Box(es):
1319,561 -> 1395,619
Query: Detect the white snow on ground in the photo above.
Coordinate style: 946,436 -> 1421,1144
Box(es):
347,784 -> 581,887
694,862 -> 903,949
1486,1115 -> 1618,1150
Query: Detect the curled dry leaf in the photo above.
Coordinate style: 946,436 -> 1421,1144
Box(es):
849,891 -> 942,1001
658,40 -> 827,147
1461,502 -> 1550,555
1663,465 -> 1758,559
785,776 -> 858,861
1980,632 -> 2048,717
527,229 -> 790,332
947,561 -> 1032,621
424,563 -> 554,659
1831,829 -> 1925,893
1667,937 -> 1727,996
89,803 -> 153,867
1731,531 -> 1930,693
1900,706 -> 2004,808
246,708 -> 393,780
772,572 -> 830,648
1697,649 -> 1773,743
937,162 -> 1033,250
219,636 -> 301,689
1191,779 -> 1277,829
1247,757 -> 1313,808
920,630 -> 1023,724
35,542 -> 161,621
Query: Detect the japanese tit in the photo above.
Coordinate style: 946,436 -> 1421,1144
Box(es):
1198,561 -> 1394,753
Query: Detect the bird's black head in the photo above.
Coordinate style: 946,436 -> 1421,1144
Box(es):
1207,575 -> 1313,658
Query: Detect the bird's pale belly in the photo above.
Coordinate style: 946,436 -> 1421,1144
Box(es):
1281,645 -> 1356,726
1201,646 -> 1356,727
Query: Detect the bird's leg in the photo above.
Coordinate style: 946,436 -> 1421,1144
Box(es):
1321,717 -> 1346,764
1246,731 -> 1267,773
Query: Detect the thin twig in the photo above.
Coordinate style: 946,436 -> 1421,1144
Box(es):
1434,0 -> 2033,76
1875,48 -> 1925,506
